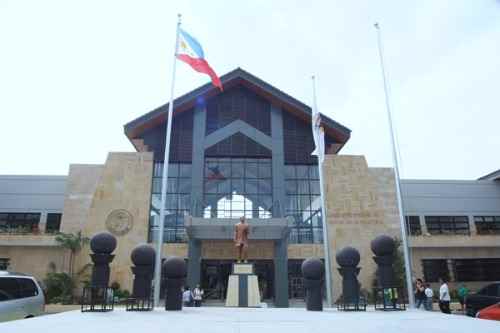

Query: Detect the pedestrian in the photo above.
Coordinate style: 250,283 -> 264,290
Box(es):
193,284 -> 204,307
424,283 -> 434,311
183,286 -> 193,307
438,278 -> 451,314
457,284 -> 469,312
415,278 -> 426,309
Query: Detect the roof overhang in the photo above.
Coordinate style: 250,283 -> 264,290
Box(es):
478,169 -> 500,181
124,67 -> 351,152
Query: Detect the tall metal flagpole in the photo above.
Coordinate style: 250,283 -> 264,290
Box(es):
312,76 -> 333,308
153,13 -> 182,308
374,22 -> 415,308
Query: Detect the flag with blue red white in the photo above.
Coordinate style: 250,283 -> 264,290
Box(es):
177,29 -> 223,91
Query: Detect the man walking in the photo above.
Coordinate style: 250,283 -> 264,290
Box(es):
424,283 -> 434,311
439,278 -> 451,314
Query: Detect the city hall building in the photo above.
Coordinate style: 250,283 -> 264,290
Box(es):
1,68 -> 500,306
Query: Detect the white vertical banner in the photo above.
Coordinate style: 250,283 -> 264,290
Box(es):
153,14 -> 182,308
311,75 -> 333,308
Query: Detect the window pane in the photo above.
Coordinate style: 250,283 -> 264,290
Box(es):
179,164 -> 192,177
179,194 -> 191,210
258,162 -> 272,178
232,162 -> 244,178
286,195 -> 298,211
258,195 -> 273,211
165,194 -> 177,209
310,195 -> 321,211
0,278 -> 20,300
168,164 -> 178,177
298,195 -> 311,211
297,180 -> 309,194
284,165 -> 295,179
246,163 -> 258,178
308,166 -> 319,179
245,179 -> 259,194
46,213 -> 62,233
205,179 -> 218,194
257,179 -> 272,194
422,259 -> 449,282
310,180 -> 320,195
218,179 -> 231,194
285,180 -> 297,194
296,165 -> 308,179
231,178 -> 244,193
167,178 -> 177,193
178,178 -> 191,193
152,178 -> 162,193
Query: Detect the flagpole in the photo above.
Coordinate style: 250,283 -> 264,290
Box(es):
374,22 -> 415,308
312,76 -> 333,308
153,13 -> 181,308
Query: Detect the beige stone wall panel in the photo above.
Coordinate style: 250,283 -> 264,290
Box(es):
73,152 -> 154,292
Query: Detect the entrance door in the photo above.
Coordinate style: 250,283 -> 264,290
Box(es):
201,260 -> 275,301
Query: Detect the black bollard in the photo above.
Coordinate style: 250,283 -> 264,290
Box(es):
131,245 -> 156,299
89,232 -> 117,287
336,247 -> 361,305
81,232 -> 117,312
163,256 -> 186,311
301,258 -> 324,311
370,235 -> 396,288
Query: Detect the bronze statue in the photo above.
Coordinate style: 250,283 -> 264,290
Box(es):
234,216 -> 250,263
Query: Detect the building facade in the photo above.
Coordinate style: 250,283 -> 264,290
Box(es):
1,69 -> 499,305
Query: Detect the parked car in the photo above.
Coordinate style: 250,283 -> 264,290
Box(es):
477,302 -> 500,321
0,271 -> 45,322
465,282 -> 500,317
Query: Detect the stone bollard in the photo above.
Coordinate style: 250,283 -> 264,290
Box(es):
301,258 -> 324,311
162,256 -> 186,311
131,244 -> 156,300
370,235 -> 396,288
89,232 -> 117,287
336,246 -> 361,306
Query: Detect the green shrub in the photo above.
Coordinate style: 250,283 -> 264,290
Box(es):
44,272 -> 74,304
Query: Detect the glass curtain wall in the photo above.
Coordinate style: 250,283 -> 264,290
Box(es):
285,164 -> 323,244
203,157 -> 272,219
150,162 -> 192,243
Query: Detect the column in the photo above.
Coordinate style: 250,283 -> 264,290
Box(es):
274,237 -> 289,307
270,105 -> 286,217
187,238 -> 202,288
191,105 -> 206,217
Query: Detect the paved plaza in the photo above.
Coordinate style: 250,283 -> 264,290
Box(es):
1,307 -> 499,333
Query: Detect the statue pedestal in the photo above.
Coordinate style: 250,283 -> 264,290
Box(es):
225,263 -> 261,307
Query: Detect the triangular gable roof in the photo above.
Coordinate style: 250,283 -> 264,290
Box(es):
124,67 -> 351,150
478,169 -> 500,181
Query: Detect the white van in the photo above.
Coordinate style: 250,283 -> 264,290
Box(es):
0,271 -> 45,322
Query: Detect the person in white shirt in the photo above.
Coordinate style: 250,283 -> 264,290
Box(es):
182,287 -> 193,307
439,278 -> 451,314
193,284 -> 204,307
424,283 -> 434,311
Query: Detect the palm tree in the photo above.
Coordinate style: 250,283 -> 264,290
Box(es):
55,231 -> 90,278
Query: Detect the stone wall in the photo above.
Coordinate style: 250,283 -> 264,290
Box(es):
60,164 -> 104,233
0,246 -> 66,281
323,155 -> 401,301
71,152 -> 154,292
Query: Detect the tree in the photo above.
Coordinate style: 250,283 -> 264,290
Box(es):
393,237 -> 407,290
55,231 -> 89,278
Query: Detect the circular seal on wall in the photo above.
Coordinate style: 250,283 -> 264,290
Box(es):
105,209 -> 133,236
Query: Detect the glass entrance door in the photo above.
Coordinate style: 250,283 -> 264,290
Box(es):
200,260 -> 275,301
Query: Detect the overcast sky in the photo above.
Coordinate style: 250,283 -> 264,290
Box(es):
1,0 -> 499,179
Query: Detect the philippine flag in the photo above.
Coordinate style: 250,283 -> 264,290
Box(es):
177,29 -> 223,91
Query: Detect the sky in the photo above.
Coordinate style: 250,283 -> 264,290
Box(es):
1,0 -> 499,180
